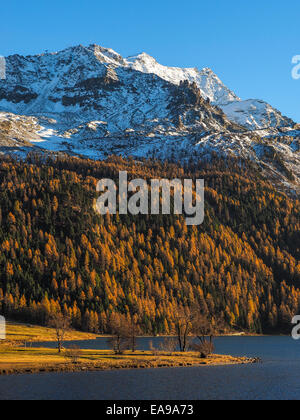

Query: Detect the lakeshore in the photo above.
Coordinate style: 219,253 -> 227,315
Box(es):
0,336 -> 298,400
0,347 -> 257,376
0,322 -> 259,375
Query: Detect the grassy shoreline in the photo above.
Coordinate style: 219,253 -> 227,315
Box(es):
0,322 -> 260,376
3,321 -> 99,345
0,347 -> 258,376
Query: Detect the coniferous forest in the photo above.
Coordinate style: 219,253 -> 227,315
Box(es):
0,154 -> 299,335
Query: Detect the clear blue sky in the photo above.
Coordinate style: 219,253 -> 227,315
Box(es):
1,0 -> 300,121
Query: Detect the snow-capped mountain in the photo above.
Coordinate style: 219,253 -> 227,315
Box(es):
0,44 -> 299,194
126,53 -> 239,104
220,99 -> 294,131
0,45 -> 237,131
125,52 -> 293,130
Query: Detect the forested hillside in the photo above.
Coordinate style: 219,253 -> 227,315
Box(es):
0,155 -> 299,334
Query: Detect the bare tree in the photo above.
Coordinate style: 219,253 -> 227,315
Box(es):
159,337 -> 177,355
126,314 -> 140,353
64,345 -> 83,364
49,312 -> 71,353
191,313 -> 222,358
174,306 -> 223,357
149,340 -> 159,356
107,315 -> 130,355
174,308 -> 194,352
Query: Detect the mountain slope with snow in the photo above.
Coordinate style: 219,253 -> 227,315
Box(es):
126,53 -> 239,104
125,52 -> 293,130
0,44 -> 299,194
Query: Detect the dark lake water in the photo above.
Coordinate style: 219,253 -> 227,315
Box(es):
1,336 -> 300,400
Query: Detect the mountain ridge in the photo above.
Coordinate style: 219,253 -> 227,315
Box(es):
0,43 -> 299,194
